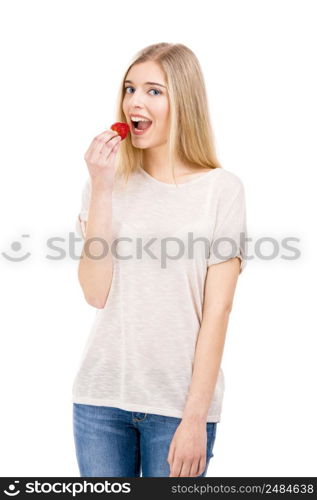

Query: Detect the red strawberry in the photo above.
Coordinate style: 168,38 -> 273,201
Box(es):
110,122 -> 130,140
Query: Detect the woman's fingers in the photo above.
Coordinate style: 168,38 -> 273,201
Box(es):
91,133 -> 120,164
189,457 -> 203,477
169,456 -> 183,477
197,455 -> 207,476
103,136 -> 121,164
84,130 -> 119,161
83,127 -> 122,190
169,454 -> 206,477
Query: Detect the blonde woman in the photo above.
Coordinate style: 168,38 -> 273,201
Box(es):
72,43 -> 247,477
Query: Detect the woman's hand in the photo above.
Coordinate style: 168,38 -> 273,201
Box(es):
84,129 -> 122,191
167,420 -> 208,477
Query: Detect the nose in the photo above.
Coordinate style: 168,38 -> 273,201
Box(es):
128,89 -> 146,107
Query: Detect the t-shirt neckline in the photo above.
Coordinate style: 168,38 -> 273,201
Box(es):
137,166 -> 220,188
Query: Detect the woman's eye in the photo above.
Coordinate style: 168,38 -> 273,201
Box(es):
124,87 -> 161,96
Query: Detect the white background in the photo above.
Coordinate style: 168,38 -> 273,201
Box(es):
0,0 -> 316,477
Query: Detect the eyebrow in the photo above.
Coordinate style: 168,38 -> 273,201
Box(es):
124,80 -> 167,88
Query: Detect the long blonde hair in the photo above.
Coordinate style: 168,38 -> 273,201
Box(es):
114,42 -> 222,187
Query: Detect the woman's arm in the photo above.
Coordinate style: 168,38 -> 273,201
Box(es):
167,256 -> 241,477
78,185 -> 115,309
182,256 -> 241,422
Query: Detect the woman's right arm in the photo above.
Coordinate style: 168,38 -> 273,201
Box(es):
78,129 -> 122,309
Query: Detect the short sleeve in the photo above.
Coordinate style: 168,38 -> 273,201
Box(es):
75,177 -> 91,239
207,181 -> 248,274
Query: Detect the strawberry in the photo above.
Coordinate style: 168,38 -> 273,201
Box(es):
110,122 -> 130,140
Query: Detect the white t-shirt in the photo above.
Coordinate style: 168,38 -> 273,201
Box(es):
72,166 -> 247,422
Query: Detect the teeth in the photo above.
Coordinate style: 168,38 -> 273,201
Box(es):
131,117 -> 151,122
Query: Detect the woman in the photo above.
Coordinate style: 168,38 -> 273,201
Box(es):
72,42 -> 248,477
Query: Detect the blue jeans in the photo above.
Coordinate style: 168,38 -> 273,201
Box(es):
73,403 -> 217,477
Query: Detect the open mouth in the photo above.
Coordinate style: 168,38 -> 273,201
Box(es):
132,120 -> 152,131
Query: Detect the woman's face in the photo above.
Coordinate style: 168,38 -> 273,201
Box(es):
122,61 -> 170,149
